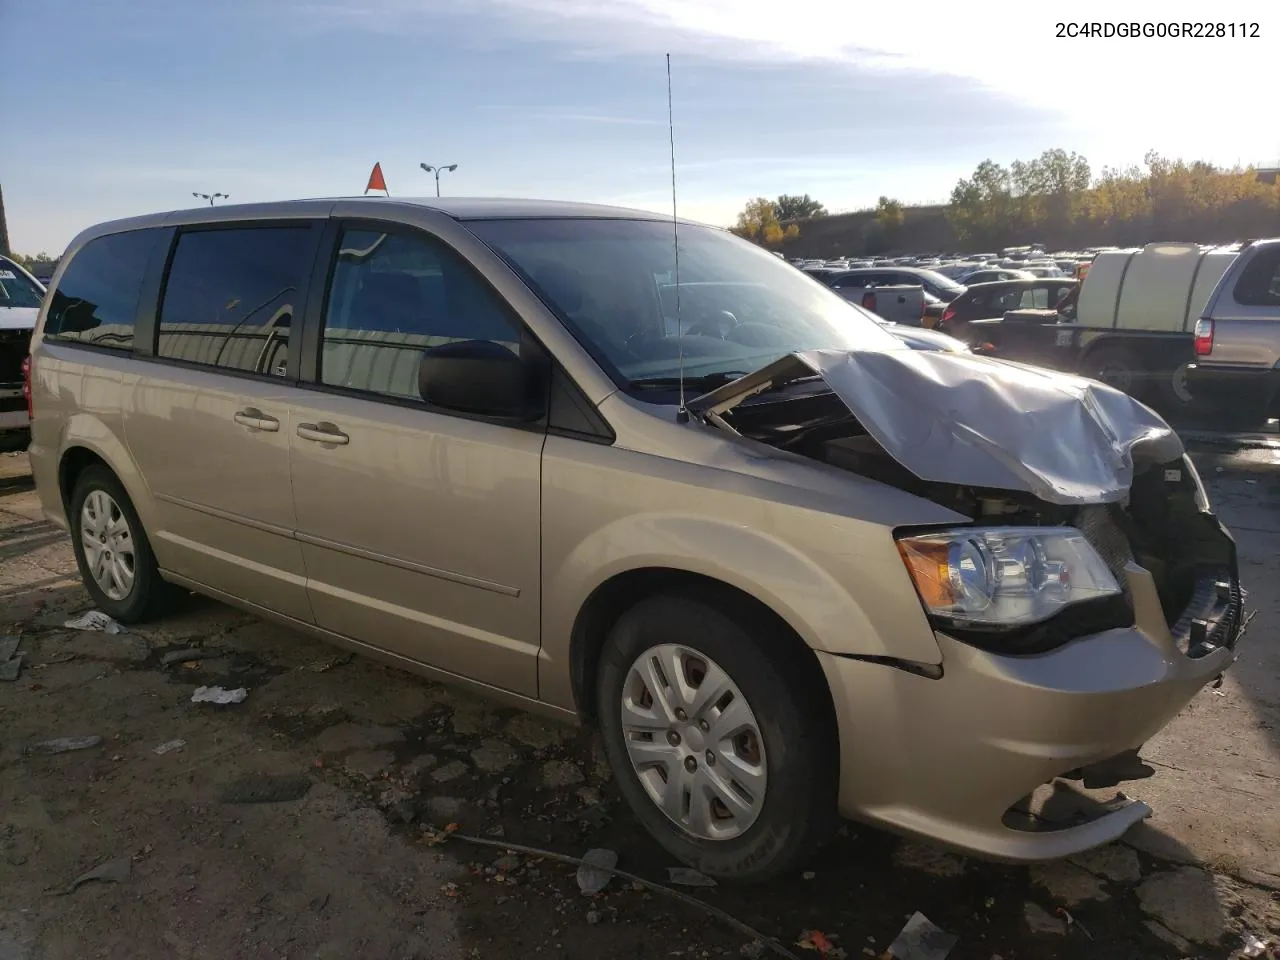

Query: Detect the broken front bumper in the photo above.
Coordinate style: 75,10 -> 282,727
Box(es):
817,562 -> 1244,862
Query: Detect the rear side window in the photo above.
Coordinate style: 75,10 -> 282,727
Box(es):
1233,246 -> 1280,307
157,226 -> 314,376
320,228 -> 521,401
44,229 -> 158,349
1018,288 -> 1051,309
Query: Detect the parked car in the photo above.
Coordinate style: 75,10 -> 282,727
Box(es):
959,268 -> 1036,285
879,322 -> 968,352
818,267 -> 965,303
939,279 -> 1078,339
27,259 -> 58,286
1186,238 -> 1280,427
27,198 -> 1246,880
1021,265 -> 1064,278
0,255 -> 45,450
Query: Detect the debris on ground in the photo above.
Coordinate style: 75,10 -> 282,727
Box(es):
1240,933 -> 1275,958
796,929 -> 844,957
490,853 -> 522,873
576,847 -> 617,895
56,856 -> 131,895
219,773 -> 312,804
152,739 -> 186,756
884,912 -> 957,960
29,735 -> 103,755
191,685 -> 247,704
306,653 -> 353,672
0,635 -> 23,681
160,647 -> 205,665
1055,907 -> 1093,941
668,867 -> 717,887
64,610 -> 125,634
741,942 -> 767,960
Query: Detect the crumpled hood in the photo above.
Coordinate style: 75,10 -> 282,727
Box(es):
0,306 -> 38,331
688,347 -> 1184,505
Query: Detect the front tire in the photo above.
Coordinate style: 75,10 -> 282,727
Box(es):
69,465 -> 176,623
596,593 -> 836,881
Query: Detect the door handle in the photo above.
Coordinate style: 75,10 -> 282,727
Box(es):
233,408 -> 280,432
296,421 -> 349,445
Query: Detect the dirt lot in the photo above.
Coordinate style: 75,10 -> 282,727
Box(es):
1,445 -> 1278,960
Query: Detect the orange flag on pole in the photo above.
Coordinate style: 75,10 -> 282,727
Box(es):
365,163 -> 388,195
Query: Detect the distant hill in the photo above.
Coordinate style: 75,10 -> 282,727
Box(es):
780,205 -> 957,258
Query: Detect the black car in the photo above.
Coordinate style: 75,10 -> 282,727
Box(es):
938,278 -> 1078,338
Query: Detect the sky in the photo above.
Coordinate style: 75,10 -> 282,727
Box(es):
2,0 -> 1277,254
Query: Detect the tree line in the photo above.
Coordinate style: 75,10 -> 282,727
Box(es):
731,150 -> 1280,251
6,251 -> 56,268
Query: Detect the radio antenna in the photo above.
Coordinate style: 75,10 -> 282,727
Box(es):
667,53 -> 688,423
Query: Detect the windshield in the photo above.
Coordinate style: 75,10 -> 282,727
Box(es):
464,218 -> 902,399
0,259 -> 45,308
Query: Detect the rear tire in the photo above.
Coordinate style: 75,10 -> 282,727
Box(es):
69,465 -> 177,624
596,593 -> 837,882
1083,345 -> 1144,398
1155,363 -> 1197,417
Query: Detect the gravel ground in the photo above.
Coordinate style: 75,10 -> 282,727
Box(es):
1,445 -> 1277,960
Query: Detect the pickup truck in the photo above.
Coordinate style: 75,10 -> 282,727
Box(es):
828,280 -> 928,326
948,243 -> 1236,413
965,304 -> 1194,411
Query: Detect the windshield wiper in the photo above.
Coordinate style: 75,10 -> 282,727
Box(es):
627,371 -> 751,392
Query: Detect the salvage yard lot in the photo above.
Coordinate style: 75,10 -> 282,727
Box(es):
1,447 -> 1277,960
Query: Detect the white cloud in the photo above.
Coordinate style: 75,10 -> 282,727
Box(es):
294,0 -> 1279,167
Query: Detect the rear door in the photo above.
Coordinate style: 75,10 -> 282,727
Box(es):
1207,244 -> 1280,368
286,220 -> 544,696
124,221 -> 324,621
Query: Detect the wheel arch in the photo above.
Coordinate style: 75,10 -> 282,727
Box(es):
56,420 -> 155,534
569,567 -> 837,740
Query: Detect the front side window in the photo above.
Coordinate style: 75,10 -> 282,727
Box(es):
44,229 -> 159,349
157,226 -> 314,375
0,259 -> 45,309
320,228 -> 521,401
465,218 -> 900,401
1233,246 -> 1280,307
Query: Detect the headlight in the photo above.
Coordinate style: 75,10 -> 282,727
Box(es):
896,527 -> 1120,628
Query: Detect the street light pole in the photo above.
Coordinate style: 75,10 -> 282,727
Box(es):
419,163 -> 458,197
192,192 -> 229,206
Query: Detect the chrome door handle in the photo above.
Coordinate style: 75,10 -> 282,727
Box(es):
233,408 -> 280,431
296,422 -> 349,445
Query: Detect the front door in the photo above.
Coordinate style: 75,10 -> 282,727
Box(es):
125,222 -> 322,621
288,224 -> 543,697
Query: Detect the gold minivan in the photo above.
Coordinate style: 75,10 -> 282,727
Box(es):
27,198 -> 1246,880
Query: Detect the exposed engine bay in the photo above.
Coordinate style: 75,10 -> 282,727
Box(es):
719,382 -> 1243,654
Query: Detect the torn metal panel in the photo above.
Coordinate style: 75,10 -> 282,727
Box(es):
689,348 -> 1184,505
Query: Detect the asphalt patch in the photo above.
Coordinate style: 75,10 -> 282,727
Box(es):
220,773 -> 313,804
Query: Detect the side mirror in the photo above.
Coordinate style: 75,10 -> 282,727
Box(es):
418,339 -> 542,420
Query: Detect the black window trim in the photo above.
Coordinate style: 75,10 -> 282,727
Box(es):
296,216 -> 612,440
42,225 -> 172,356
145,218 -> 327,385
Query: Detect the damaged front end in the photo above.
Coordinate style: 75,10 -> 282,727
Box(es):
687,347 -> 1246,662
689,348 -> 1250,857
